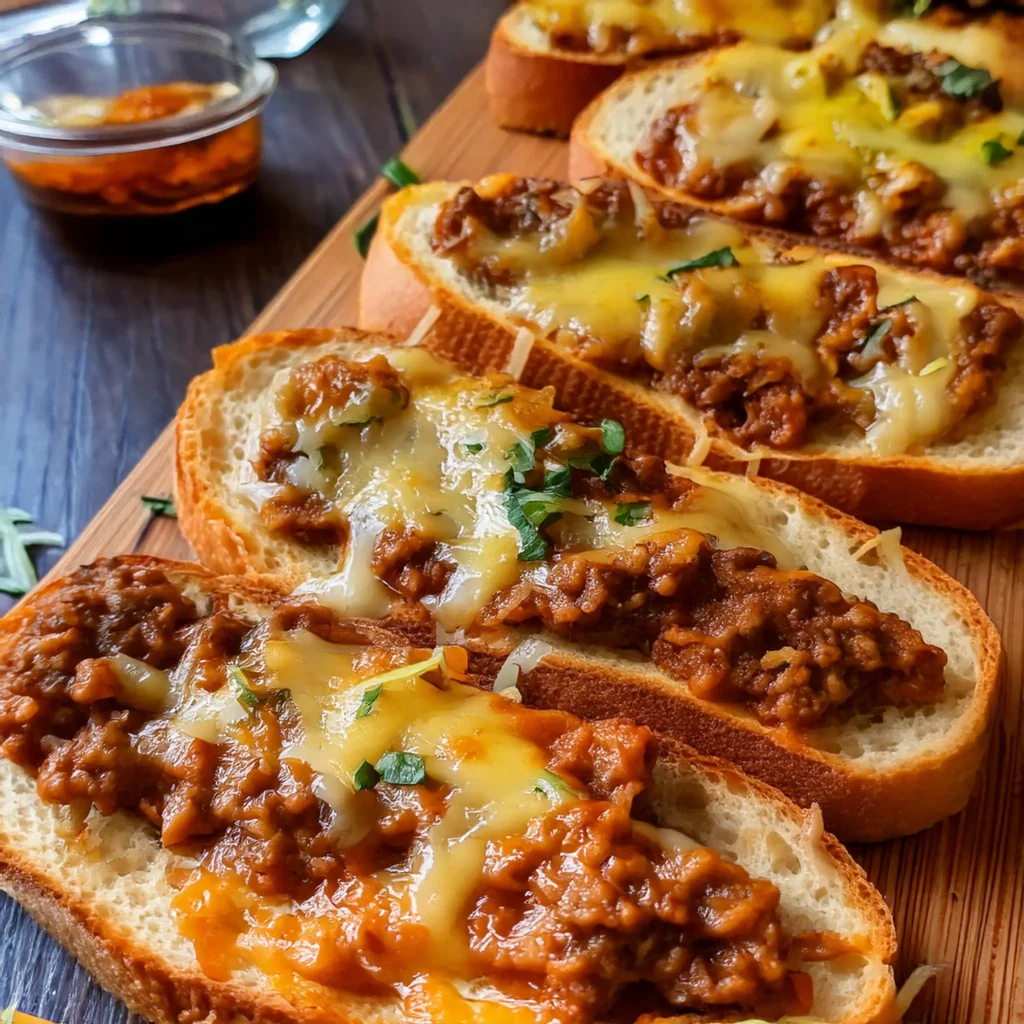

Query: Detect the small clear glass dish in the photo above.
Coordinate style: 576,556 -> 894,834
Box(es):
0,18 -> 278,216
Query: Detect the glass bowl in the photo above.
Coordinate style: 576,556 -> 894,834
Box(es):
0,17 -> 278,216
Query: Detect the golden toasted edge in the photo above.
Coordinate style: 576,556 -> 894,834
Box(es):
369,182 -> 1024,531
0,557 -> 896,1024
176,315 -> 1002,839
487,16 -> 624,136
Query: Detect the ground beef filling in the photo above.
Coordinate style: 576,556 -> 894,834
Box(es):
252,353 -> 409,542
432,181 -> 1020,450
635,44 -> 1024,284
365,458 -> 946,728
0,564 -> 815,1022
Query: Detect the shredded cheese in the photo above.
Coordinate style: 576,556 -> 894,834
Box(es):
627,179 -> 655,235
893,965 -> 943,1018
851,527 -> 905,571
688,418 -> 712,467
403,304 -> 441,348
506,327 -> 535,380
493,638 -> 555,696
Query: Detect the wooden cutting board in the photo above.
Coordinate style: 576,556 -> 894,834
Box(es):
39,63 -> 1024,1024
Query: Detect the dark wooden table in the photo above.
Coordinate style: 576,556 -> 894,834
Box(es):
0,1 -> 505,1017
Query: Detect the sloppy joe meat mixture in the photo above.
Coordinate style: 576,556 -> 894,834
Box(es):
431,178 -> 1020,451
635,43 -> 1024,283
253,352 -> 947,730
0,559 -> 839,1023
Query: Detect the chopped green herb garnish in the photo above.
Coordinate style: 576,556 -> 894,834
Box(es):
982,137 -> 1013,166
534,769 -> 583,801
860,318 -> 893,352
636,293 -> 650,303
936,59 -> 993,100
543,466 -> 573,497
898,0 -> 931,16
886,296 -> 917,308
375,751 -> 427,786
1018,129 -> 1024,146
0,507 -> 64,597
507,439 -> 536,482
614,501 -> 652,526
477,391 -> 513,408
355,214 -> 379,258
663,247 -> 738,278
228,665 -> 260,710
356,683 -> 383,720
380,157 -> 421,190
353,759 -> 380,791
504,483 -> 554,562
463,442 -> 484,454
141,495 -> 176,518
530,426 -> 554,449
601,419 -> 626,455
568,451 -> 615,480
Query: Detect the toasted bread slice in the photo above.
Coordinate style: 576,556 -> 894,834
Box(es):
567,24 -> 1024,289
360,179 -> 1024,531
0,556 -> 898,1024
489,3 -> 1024,136
174,328 -> 1001,841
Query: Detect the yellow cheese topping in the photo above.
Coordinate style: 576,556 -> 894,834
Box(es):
637,35 -> 1024,223
262,346 -> 796,628
446,200 -> 981,457
165,628 -> 701,991
518,0 -> 835,51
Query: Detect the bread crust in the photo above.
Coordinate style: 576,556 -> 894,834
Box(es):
487,17 -> 623,136
365,182 -> 1024,532
0,556 -> 897,1024
174,329 -> 1002,841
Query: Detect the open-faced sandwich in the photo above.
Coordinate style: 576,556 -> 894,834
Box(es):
488,0 -> 1024,136
0,556 -> 900,1024
174,328 -> 1000,841
568,15 -> 1024,287
361,175 -> 1024,530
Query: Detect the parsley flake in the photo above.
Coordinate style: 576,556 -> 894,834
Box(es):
356,683 -> 383,720
663,247 -> 738,278
477,391 -> 514,408
982,137 -> 1013,166
601,419 -> 626,455
376,751 -> 427,786
614,501 -> 652,527
228,665 -> 260,710
380,157 -> 421,190
936,59 -> 993,100
141,495 -> 176,518
353,760 -> 380,791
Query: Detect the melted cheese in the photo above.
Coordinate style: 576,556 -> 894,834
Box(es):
275,347 -> 799,628
519,0 -> 834,50
165,628 -> 701,984
640,36 -> 1024,224
491,208 -> 984,457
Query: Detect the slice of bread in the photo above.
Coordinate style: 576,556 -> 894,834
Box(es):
360,180 -> 1024,531
488,4 -> 1024,136
0,556 -> 898,1024
174,328 -> 1001,841
566,41 -> 1024,288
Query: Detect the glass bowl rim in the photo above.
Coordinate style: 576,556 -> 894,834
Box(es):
0,17 -> 278,156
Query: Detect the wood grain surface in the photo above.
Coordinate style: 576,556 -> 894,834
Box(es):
2,11 -> 1022,1024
